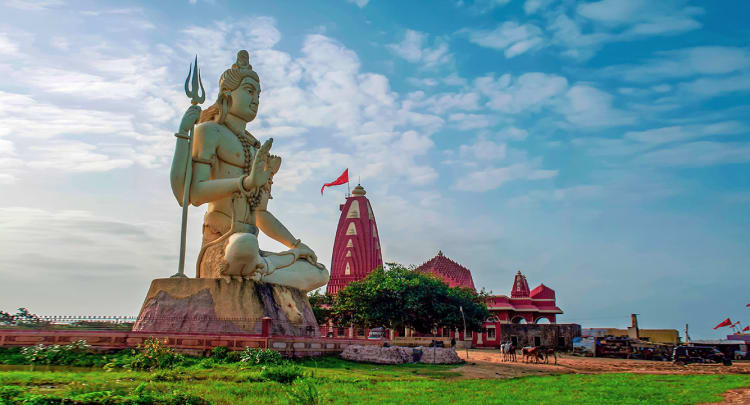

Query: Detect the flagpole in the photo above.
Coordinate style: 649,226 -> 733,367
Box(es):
347,169 -> 351,197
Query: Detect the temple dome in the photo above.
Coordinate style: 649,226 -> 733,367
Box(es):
351,184 -> 366,196
415,251 -> 476,290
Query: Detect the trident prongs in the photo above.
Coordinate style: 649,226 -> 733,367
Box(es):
184,55 -> 206,105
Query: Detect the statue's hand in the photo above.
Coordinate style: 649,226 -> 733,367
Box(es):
178,105 -> 202,134
244,138 -> 274,190
294,242 -> 318,264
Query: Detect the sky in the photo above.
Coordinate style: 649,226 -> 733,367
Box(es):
0,0 -> 748,339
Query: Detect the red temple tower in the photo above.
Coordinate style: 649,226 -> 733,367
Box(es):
326,184 -> 383,295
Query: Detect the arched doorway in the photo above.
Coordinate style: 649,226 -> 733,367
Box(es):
535,317 -> 551,324
511,316 -> 526,324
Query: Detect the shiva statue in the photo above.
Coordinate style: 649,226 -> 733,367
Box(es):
169,50 -> 329,292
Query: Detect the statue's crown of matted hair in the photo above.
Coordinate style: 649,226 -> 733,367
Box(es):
219,50 -> 259,91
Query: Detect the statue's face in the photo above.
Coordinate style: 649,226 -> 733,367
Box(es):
229,76 -> 261,122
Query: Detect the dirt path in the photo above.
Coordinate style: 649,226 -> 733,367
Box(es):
453,349 -> 750,379
700,387 -> 750,404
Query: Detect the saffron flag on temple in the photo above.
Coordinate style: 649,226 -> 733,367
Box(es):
321,169 -> 349,195
746,303 -> 750,307
744,326 -> 750,332
713,318 -> 732,329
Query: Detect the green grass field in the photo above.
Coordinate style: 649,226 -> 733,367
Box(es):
1,356 -> 749,404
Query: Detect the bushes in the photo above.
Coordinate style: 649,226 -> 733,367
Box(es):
21,339 -> 92,366
285,378 -> 321,404
128,337 -> 183,371
240,347 -> 282,365
260,362 -> 305,384
0,347 -> 26,365
226,350 -> 243,363
0,383 -> 210,404
209,345 -> 242,363
210,346 -> 229,361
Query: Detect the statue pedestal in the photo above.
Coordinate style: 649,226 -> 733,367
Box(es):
132,278 -> 319,337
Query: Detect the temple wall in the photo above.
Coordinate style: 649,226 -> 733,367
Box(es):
497,324 -> 581,349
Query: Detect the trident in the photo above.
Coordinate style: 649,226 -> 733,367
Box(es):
172,56 -> 205,278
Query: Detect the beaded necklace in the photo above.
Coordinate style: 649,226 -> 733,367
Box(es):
225,120 -> 262,211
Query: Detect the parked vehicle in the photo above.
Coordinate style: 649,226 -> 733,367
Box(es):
367,327 -> 386,340
735,343 -> 749,360
673,345 -> 732,366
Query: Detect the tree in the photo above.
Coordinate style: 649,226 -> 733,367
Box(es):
0,310 -> 13,325
307,290 -> 333,324
330,263 -> 490,334
14,307 -> 46,328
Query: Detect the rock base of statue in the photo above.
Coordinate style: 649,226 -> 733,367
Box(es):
132,278 -> 319,336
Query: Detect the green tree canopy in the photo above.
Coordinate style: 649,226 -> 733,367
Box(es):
329,263 -> 490,334
307,290 -> 333,324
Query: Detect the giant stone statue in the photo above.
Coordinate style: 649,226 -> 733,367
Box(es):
133,51 -> 329,336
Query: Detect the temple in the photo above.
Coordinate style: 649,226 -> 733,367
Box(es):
326,184 -> 383,295
411,251 -> 571,348
485,271 -> 563,324
415,251 -> 475,289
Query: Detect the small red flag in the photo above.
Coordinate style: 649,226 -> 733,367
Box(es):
746,303 -> 750,307
321,169 -> 349,195
713,318 -> 732,329
743,326 -> 750,332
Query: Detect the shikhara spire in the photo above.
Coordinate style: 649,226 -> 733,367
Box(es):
326,184 -> 382,295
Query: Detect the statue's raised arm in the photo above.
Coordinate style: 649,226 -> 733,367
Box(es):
168,50 -> 329,292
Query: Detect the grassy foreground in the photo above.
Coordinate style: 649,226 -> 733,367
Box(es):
0,355 -> 749,404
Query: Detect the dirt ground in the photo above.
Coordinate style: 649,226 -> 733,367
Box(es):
454,349 -> 750,378
452,349 -> 750,404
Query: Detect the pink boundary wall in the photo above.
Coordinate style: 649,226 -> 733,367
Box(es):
0,329 -> 383,356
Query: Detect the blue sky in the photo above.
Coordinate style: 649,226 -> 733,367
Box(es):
0,0 -> 748,338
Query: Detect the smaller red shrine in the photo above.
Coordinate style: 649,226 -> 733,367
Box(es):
485,271 -> 563,324
414,251 -> 563,347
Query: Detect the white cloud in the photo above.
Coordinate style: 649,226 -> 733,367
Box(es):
624,121 -> 747,144
496,126 -> 529,141
0,33 -> 20,55
26,141 -> 134,172
463,22 -> 545,58
577,0 -> 702,36
388,30 -> 452,68
456,158 -> 557,192
523,0 -> 553,14
347,0 -> 370,8
457,0 -> 512,14
0,174 -> 16,184
558,85 -> 634,128
636,141 -> 750,167
548,14 -> 610,60
416,91 -> 481,114
525,1 -> 705,60
476,72 -> 568,113
508,184 -> 603,207
449,113 -> 496,130
609,47 -> 750,82
459,138 -> 507,161
678,73 -> 750,98
0,91 -> 142,139
571,137 -> 649,157
3,0 -> 64,10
